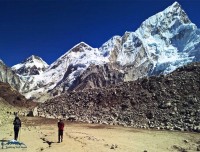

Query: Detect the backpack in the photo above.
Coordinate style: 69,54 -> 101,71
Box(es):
14,118 -> 21,127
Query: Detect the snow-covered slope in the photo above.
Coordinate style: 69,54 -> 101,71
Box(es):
20,42 -> 109,99
44,42 -> 108,90
118,2 -> 199,75
99,35 -> 122,63
12,55 -> 48,76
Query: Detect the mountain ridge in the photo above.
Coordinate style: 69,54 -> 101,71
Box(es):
12,55 -> 49,76
1,1 -> 200,101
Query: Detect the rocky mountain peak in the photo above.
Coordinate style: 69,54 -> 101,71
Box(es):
69,42 -> 94,53
171,1 -> 181,8
24,55 -> 43,63
12,55 -> 48,76
167,1 -> 181,11
48,41 -> 98,70
168,1 -> 187,15
116,1 -> 198,76
165,1 -> 190,23
138,2 -> 191,37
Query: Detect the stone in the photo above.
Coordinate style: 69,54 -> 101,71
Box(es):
110,144 -> 115,149
110,144 -> 117,149
67,115 -> 76,121
27,110 -> 34,117
183,140 -> 188,143
197,145 -> 200,151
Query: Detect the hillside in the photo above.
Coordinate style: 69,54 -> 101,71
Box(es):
37,62 -> 200,132
0,97 -> 17,126
0,82 -> 37,127
0,82 -> 36,107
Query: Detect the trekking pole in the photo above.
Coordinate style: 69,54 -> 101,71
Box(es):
19,128 -> 21,142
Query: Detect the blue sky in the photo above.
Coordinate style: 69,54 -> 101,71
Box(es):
0,0 -> 199,67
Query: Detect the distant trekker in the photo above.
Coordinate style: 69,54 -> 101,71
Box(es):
13,116 -> 21,140
57,119 -> 64,143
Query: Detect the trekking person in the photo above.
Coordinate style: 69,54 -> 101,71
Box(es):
13,116 -> 21,141
57,119 -> 64,143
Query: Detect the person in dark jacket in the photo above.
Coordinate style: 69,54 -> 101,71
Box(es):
13,116 -> 21,140
57,119 -> 64,143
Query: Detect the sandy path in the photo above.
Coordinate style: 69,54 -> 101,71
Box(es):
0,117 -> 199,152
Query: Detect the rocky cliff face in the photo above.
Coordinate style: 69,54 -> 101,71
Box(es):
50,63 -> 125,96
69,63 -> 124,91
99,36 -> 122,63
0,61 -> 23,91
37,62 -> 200,132
0,81 -> 36,107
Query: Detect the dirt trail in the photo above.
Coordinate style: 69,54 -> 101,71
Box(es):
0,117 -> 199,152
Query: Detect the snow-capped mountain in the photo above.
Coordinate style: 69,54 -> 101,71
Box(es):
12,55 -> 48,76
99,1 -> 200,82
44,42 -> 108,90
5,1 -> 200,101
16,42 -> 109,99
46,42 -> 108,86
101,1 -> 200,80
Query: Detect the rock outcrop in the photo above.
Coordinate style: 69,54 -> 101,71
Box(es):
0,61 -> 23,91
